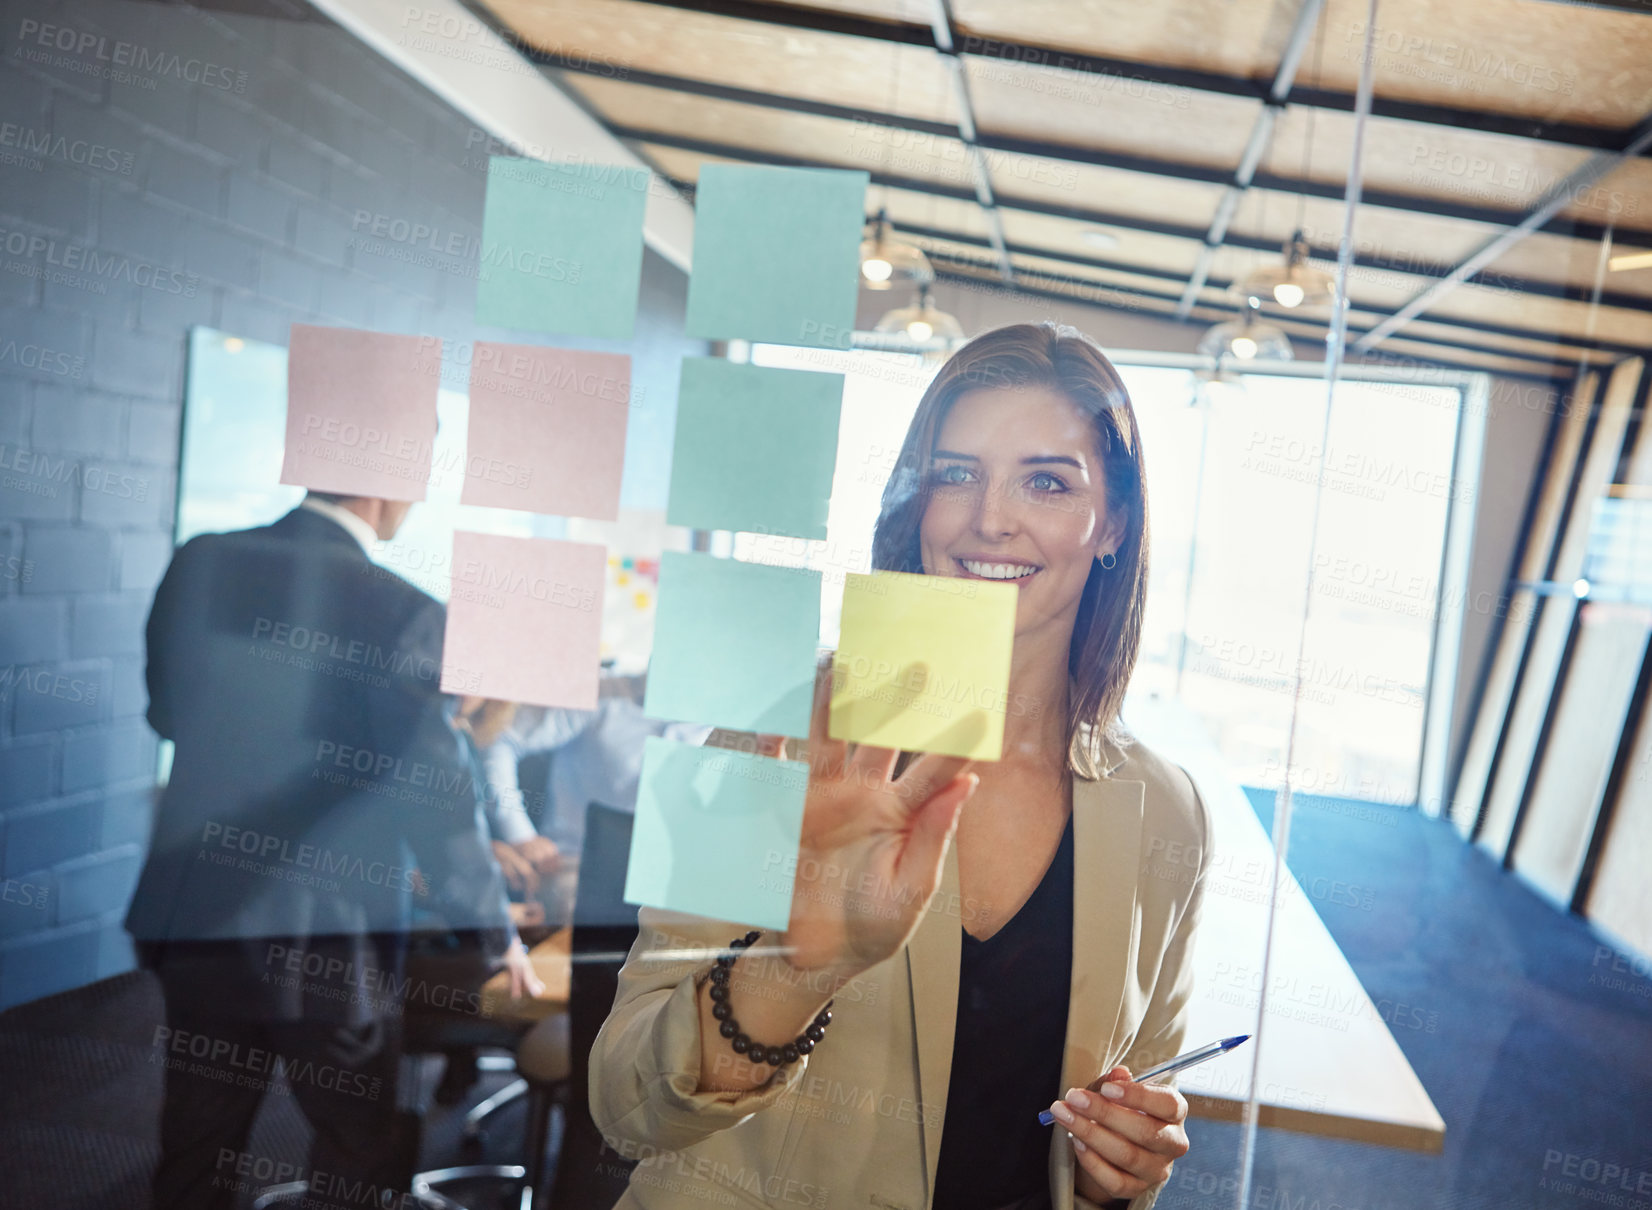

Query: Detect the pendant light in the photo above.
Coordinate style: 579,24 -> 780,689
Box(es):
1233,19 -> 1336,312
860,208 -> 934,291
858,47 -> 930,293
1198,299 -> 1293,363
874,283 -> 964,347
1235,229 -> 1336,309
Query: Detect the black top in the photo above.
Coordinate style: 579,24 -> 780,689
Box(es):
931,809 -> 1076,1210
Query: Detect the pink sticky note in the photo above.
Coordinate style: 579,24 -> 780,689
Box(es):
280,324 -> 438,502
459,343 -> 631,520
440,531 -> 607,710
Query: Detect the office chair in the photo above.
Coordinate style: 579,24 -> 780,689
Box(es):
249,943 -> 567,1210
414,800 -> 640,1210
546,801 -> 641,1210
452,747 -> 555,1145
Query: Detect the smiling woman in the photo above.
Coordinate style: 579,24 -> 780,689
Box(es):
592,322 -> 1211,1210
873,322 -> 1150,780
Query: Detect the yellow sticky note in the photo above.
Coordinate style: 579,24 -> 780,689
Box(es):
830,571 -> 1017,760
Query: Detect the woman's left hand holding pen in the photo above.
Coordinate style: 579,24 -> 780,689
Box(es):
1047,1065 -> 1190,1205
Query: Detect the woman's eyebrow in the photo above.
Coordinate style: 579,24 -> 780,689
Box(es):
931,451 -> 1084,469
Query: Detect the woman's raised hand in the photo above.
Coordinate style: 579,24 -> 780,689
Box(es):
764,662 -> 981,981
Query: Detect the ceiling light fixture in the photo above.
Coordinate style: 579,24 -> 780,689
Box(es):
1198,299 -> 1293,363
874,283 -> 964,348
859,208 -> 933,292
1234,229 -> 1337,309
1234,25 -> 1338,317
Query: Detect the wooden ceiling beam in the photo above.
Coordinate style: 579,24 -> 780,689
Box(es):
544,58 -> 1642,244
613,0 -> 1651,157
1175,0 -> 1327,317
625,126 -> 1652,324
1356,110 -> 1652,351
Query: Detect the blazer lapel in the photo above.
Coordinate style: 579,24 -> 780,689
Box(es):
905,756 -> 1147,1205
1061,771 -> 1145,1095
906,830 -> 962,1200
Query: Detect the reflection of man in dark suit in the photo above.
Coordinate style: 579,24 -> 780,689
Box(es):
127,491 -> 538,1210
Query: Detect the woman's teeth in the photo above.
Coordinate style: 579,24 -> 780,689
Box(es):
960,559 -> 1040,580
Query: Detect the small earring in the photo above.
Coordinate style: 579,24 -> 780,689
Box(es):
1099,551 -> 1117,570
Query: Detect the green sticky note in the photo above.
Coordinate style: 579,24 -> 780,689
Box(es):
831,571 -> 1018,760
476,157 -> 648,339
684,163 -> 868,349
666,357 -> 844,540
644,551 -> 820,739
624,736 -> 807,930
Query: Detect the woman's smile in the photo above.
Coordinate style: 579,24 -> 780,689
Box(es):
954,556 -> 1044,582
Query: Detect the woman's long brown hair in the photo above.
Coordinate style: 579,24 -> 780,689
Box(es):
870,322 -> 1149,779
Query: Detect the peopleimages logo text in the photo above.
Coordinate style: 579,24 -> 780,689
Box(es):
0,227 -> 198,295
0,122 -> 133,173
14,19 -> 248,91
249,616 -> 440,682
199,821 -> 422,894
0,445 -> 148,500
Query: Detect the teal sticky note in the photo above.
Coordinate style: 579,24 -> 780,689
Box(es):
644,551 -> 819,739
624,736 -> 807,930
684,163 -> 868,349
667,357 -> 844,541
476,157 -> 648,339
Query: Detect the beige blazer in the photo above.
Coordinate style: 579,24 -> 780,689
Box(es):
590,730 -> 1212,1210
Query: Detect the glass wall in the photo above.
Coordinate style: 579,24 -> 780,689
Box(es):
7,2 -> 1652,1210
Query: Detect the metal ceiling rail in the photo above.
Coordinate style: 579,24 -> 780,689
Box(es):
896,220 -> 1629,363
1518,0 -> 1652,16
622,126 -> 1652,321
542,54 -> 1648,247
618,0 -> 1652,157
558,60 -> 962,136
643,159 -> 1649,363
1174,0 -> 1325,318
928,263 -> 1574,387
922,245 -> 1609,370
924,0 -> 1012,280
1355,110 -> 1652,353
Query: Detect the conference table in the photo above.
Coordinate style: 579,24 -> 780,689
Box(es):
1122,692 -> 1446,1153
480,925 -> 572,1021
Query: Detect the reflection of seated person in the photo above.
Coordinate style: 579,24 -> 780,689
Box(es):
414,694 -> 557,1106
127,490 -> 539,1210
454,695 -> 559,907
478,670 -> 712,893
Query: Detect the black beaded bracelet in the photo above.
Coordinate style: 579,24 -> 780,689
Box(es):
707,930 -> 834,1067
